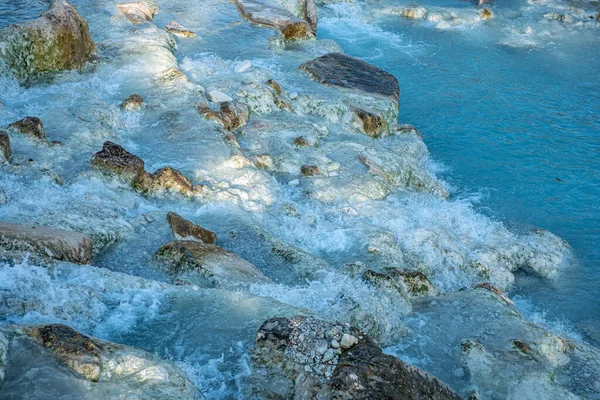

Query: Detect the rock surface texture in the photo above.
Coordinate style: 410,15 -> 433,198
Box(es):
248,316 -> 462,399
0,0 -> 96,82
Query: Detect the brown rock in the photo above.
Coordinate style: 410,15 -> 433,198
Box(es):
166,212 -> 217,244
294,136 -> 310,147
117,1 -> 157,24
0,222 -> 93,264
121,94 -> 144,111
249,316 -> 462,400
353,107 -> 389,138
480,8 -> 493,20
0,131 -> 10,160
146,166 -> 202,197
266,79 -> 282,95
197,101 -> 249,131
474,282 -> 514,305
165,21 -> 196,37
91,141 -> 149,187
8,117 -> 45,140
154,240 -> 270,287
301,165 -> 319,176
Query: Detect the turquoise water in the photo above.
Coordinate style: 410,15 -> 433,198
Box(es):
319,2 -> 600,336
0,0 -> 49,28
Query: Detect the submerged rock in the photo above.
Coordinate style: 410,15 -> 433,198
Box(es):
0,222 -> 93,264
117,1 -> 158,24
120,94 -> 144,111
0,0 -> 97,82
300,53 -> 400,103
233,0 -> 316,41
197,101 -> 249,131
165,21 -> 196,37
248,316 -> 462,399
0,324 -> 196,398
0,131 -> 10,161
166,212 -> 217,244
7,117 -> 45,140
154,240 -> 270,287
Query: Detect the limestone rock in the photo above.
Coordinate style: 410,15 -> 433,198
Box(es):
154,240 -> 270,288
300,53 -> 400,103
384,268 -> 438,297
0,222 -> 93,264
197,101 -> 249,131
0,131 -> 10,161
145,166 -> 203,197
0,324 -> 196,399
233,0 -> 316,41
91,141 -> 149,187
120,94 -> 144,111
248,316 -> 462,399
353,107 -> 389,138
166,212 -> 217,244
208,90 -> 233,103
0,0 -> 97,82
165,21 -> 196,37
235,60 -> 253,73
8,117 -> 45,140
117,1 -> 157,24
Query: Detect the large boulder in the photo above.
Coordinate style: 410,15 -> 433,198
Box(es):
0,222 -> 93,264
233,0 -> 316,41
0,0 -> 96,82
154,240 -> 270,288
248,316 -> 462,399
0,324 -> 197,399
300,53 -> 400,103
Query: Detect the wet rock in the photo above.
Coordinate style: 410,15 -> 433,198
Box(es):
0,0 -> 97,82
275,0 -> 318,32
248,316 -> 462,399
401,6 -> 428,19
0,222 -> 93,264
208,90 -> 233,103
480,8 -> 493,20
0,187 -> 7,204
165,21 -> 196,37
353,107 -> 389,138
384,268 -> 438,297
266,79 -> 282,95
0,131 -> 10,161
235,60 -> 253,73
254,154 -> 274,169
0,324 -> 196,398
154,240 -> 270,288
117,1 -> 158,24
294,136 -> 310,146
120,94 -> 144,111
396,123 -> 423,139
300,53 -> 400,103
301,164 -> 320,176
166,212 -> 217,244
473,282 -> 514,305
91,141 -> 149,187
233,0 -> 316,41
144,166 -> 203,197
197,101 -> 249,131
8,117 -> 45,140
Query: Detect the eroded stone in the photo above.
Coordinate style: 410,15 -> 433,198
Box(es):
8,117 -> 45,140
166,212 -> 217,244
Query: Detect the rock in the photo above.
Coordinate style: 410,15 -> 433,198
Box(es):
166,212 -> 217,244
91,141 -> 150,187
208,90 -> 234,103
401,6 -> 427,19
274,0 -> 318,32
145,166 -> 203,197
301,164 -> 320,176
197,101 -> 249,131
248,316 -> 462,399
165,21 -> 196,37
254,154 -> 274,169
480,8 -> 493,20
0,222 -> 93,264
384,268 -> 438,297
0,324 -> 196,399
353,107 -> 389,138
235,60 -> 253,73
154,240 -> 270,288
0,0 -> 97,82
289,92 -> 298,99
266,79 -> 282,95
120,94 -> 144,111
0,131 -> 10,161
0,187 -> 7,204
294,136 -> 310,146
473,282 -> 514,306
117,1 -> 157,24
8,117 -> 45,140
300,53 -> 400,103
233,0 -> 316,41
396,123 -> 423,139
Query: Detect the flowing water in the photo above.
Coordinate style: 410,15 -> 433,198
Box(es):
0,0 -> 49,28
0,0 -> 599,397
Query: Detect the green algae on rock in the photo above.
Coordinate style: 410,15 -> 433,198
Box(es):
0,0 -> 96,83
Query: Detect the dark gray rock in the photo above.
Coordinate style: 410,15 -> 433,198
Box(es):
300,53 -> 400,102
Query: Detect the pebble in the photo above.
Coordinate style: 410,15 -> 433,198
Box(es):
331,339 -> 340,349
340,333 -> 358,349
235,60 -> 252,73
289,92 -> 298,100
208,90 -> 233,103
322,349 -> 335,362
